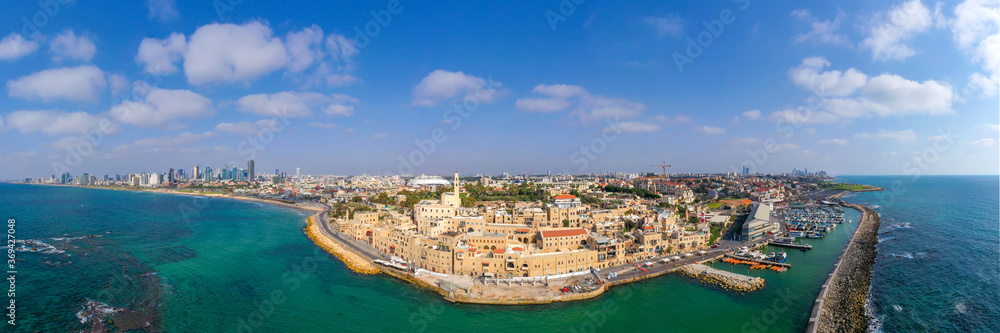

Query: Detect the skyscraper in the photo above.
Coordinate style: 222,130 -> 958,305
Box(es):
248,160 -> 255,182
193,165 -> 200,180
296,167 -> 300,177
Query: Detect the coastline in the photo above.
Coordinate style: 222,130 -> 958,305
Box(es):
25,183 -> 325,213
304,215 -> 380,274
806,191 -> 883,333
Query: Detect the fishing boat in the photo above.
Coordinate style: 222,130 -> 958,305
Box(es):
807,232 -> 825,239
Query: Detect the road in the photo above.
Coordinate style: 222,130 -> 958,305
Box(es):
603,237 -> 767,284
313,207 -> 383,262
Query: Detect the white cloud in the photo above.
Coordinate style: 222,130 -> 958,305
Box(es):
214,122 -> 259,135
694,125 -> 726,135
184,22 -> 288,85
515,97 -> 573,113
818,138 -> 848,146
135,22 -> 358,87
612,121 -> 661,133
49,30 -> 96,62
968,138 -> 996,147
516,84 -> 646,123
950,0 -> 1000,50
789,57 -> 868,97
775,58 -> 955,123
236,91 -> 356,118
322,104 -> 355,116
5,110 -> 113,136
147,0 -> 180,22
532,84 -> 588,99
412,70 -> 501,107
285,25 -> 324,73
967,72 -> 999,96
309,122 -> 338,129
855,73 -> 954,116
790,9 -> 811,20
792,10 -> 851,46
651,114 -> 692,124
107,74 -> 130,97
0,33 -> 39,60
862,0 -> 933,61
854,129 -> 918,144
324,34 -> 358,70
768,108 -> 842,125
742,109 -> 762,120
135,33 -> 186,74
976,123 -> 1000,132
322,72 -> 358,86
774,143 -> 799,151
7,65 -> 106,102
949,0 -> 1000,96
644,15 -> 686,37
109,88 -> 213,129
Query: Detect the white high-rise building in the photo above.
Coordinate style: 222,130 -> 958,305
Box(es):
296,168 -> 300,177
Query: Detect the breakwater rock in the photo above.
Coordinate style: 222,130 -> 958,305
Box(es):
679,264 -> 764,292
305,217 -> 380,275
812,204 -> 881,333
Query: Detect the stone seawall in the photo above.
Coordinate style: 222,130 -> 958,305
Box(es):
678,264 -> 764,292
807,203 -> 881,333
305,216 -> 380,275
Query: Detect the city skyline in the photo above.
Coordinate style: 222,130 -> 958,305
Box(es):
1,0 -> 998,179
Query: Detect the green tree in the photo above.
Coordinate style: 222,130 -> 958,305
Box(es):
562,219 -> 570,227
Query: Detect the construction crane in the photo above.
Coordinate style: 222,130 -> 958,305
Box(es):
651,162 -> 672,180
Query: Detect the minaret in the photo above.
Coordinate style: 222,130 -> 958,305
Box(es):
453,171 -> 459,199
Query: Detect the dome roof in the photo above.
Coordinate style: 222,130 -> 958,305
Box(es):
407,176 -> 451,187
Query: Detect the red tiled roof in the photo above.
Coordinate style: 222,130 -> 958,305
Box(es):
493,249 -> 505,254
512,247 -> 523,251
516,228 -> 530,233
553,194 -> 578,200
539,228 -> 589,238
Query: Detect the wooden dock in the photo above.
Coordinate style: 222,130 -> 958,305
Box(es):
723,253 -> 792,268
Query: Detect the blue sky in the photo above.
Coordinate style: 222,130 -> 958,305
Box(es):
0,0 -> 997,179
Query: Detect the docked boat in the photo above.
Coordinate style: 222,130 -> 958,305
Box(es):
807,232 -> 825,239
788,231 -> 806,238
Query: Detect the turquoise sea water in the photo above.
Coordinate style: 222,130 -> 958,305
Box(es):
1,177 -> 995,332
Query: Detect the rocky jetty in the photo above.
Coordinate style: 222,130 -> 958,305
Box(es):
679,264 -> 764,292
813,203 -> 881,333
